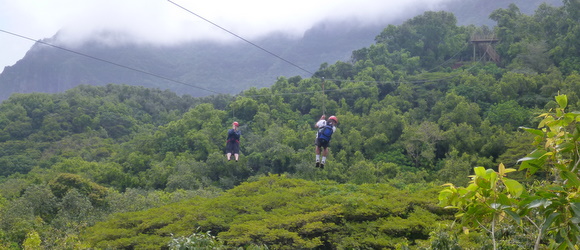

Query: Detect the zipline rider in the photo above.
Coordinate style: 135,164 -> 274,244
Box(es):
226,121 -> 241,162
315,115 -> 337,169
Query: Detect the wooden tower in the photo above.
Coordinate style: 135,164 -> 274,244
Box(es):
470,34 -> 500,63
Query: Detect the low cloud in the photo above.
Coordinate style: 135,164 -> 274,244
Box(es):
1,0 -> 456,68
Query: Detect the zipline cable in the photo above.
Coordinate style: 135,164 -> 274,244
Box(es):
166,0 -> 315,76
0,29 -> 225,95
0,21 -> 493,101
321,77 -> 326,116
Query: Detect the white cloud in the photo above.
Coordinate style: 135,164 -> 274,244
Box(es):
0,0 -> 456,72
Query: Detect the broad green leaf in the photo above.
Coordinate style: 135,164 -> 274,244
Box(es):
565,237 -> 576,250
475,177 -> 491,189
561,170 -> 580,188
463,190 -> 476,199
535,190 -> 558,198
438,189 -> 453,202
570,203 -> 580,216
556,142 -> 575,153
527,199 -> 550,209
517,149 -> 548,162
572,221 -> 580,230
498,193 -> 512,205
519,126 -> 544,136
474,167 -> 485,177
466,183 -> 479,192
504,210 -> 521,225
518,161 -> 531,170
518,161 -> 541,175
498,163 -> 506,176
541,212 -> 560,234
564,113 -> 579,122
503,179 -> 524,197
503,168 -> 517,174
555,94 -> 567,109
498,163 -> 517,176
489,171 -> 498,189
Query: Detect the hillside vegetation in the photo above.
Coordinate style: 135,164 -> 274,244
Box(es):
1,2 -> 580,249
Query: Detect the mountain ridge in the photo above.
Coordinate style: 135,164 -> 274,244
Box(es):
0,0 -> 562,101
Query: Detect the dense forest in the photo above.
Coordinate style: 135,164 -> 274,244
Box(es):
1,1 -> 580,249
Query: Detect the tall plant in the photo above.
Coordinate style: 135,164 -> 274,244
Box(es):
439,94 -> 580,249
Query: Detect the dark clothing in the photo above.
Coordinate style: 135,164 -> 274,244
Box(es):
226,129 -> 241,154
227,129 -> 241,142
226,140 -> 240,154
316,138 -> 330,149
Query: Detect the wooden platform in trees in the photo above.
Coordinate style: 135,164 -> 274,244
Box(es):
470,36 -> 500,63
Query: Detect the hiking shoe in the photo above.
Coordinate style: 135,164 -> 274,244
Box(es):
315,162 -> 320,168
320,163 -> 324,169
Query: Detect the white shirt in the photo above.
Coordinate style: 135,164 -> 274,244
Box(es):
315,120 -> 336,134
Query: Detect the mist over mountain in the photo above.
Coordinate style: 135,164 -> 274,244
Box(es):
0,0 -> 562,101
444,0 -> 562,26
0,20 -> 384,100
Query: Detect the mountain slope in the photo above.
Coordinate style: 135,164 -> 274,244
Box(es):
0,21 -> 383,100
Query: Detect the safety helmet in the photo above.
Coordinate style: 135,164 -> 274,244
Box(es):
328,116 -> 338,124
232,121 -> 239,127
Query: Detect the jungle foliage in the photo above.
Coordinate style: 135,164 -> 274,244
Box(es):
1,1 -> 580,249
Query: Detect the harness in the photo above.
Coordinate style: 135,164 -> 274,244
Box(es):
317,125 -> 334,141
227,129 -> 240,143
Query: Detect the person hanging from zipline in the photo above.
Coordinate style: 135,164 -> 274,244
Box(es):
226,121 -> 241,162
314,115 -> 326,145
315,115 -> 337,169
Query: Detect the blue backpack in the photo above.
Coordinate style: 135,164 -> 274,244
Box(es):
317,125 -> 334,141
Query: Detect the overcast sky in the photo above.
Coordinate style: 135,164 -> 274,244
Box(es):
0,0 -> 457,73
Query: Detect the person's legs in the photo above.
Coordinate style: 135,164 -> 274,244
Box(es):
232,142 -> 240,162
226,141 -> 233,161
315,144 -> 321,167
321,147 -> 329,166
315,141 -> 321,161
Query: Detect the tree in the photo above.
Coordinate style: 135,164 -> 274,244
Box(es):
432,92 -> 482,130
375,11 -> 464,69
509,41 -> 553,73
48,173 -> 108,208
489,4 -> 527,64
400,121 -> 443,168
485,100 -> 531,129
